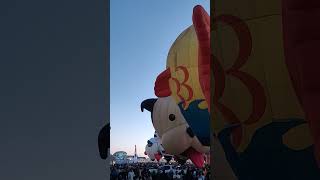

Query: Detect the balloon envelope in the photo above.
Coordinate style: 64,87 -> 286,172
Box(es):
212,0 -> 320,178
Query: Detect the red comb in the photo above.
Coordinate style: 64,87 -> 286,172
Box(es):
154,68 -> 172,97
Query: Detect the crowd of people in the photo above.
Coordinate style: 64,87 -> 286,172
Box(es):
110,163 -> 210,180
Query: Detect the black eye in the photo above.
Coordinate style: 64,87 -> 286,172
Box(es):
169,114 -> 175,121
147,140 -> 153,147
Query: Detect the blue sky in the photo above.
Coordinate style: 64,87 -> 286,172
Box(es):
110,1 -> 210,156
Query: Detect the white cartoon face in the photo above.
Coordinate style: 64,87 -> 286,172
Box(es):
141,97 -> 209,167
145,133 -> 163,161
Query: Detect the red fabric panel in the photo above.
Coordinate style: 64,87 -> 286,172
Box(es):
193,5 -> 211,111
154,68 -> 172,97
282,0 -> 320,167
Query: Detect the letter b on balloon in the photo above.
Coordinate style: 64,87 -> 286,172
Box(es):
212,14 -> 267,148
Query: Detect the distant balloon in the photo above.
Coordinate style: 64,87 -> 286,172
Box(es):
144,132 -> 164,162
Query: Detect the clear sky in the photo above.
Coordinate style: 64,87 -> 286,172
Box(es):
110,1 -> 210,157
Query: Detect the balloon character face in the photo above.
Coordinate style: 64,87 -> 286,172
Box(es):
141,97 -> 209,167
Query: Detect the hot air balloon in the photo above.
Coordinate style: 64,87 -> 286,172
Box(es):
154,5 -> 211,148
144,132 -> 165,162
141,5 -> 211,169
141,97 -> 208,168
212,0 -> 320,179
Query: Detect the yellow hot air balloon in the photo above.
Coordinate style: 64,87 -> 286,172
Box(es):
154,5 -> 211,149
212,0 -> 320,179
141,5 -> 211,168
